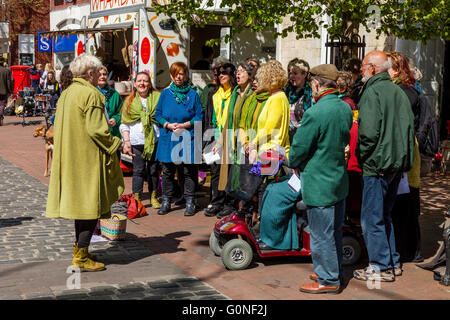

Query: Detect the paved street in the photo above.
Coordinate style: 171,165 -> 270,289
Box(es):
0,115 -> 449,301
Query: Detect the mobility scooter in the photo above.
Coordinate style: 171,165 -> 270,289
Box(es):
210,199 -> 363,271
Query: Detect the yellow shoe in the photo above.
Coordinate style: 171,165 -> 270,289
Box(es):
72,247 -> 105,272
134,193 -> 141,202
150,191 -> 161,209
73,244 -> 97,261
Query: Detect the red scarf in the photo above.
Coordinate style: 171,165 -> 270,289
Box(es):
314,88 -> 339,103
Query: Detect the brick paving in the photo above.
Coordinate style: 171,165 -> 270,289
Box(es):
0,145 -> 229,300
0,115 -> 449,300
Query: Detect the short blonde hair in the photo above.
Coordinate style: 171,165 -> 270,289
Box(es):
255,60 -> 287,92
70,54 -> 103,78
45,63 -> 54,73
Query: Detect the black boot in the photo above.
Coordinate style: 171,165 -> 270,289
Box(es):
184,197 -> 196,216
157,197 -> 171,215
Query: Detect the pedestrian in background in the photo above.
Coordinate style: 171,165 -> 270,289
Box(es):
353,51 -> 415,282
120,71 -> 161,208
155,62 -> 204,216
0,56 -> 13,126
46,53 -> 126,272
289,64 -> 352,294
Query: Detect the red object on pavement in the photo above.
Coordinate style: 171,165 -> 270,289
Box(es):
10,65 -> 32,95
120,160 -> 133,173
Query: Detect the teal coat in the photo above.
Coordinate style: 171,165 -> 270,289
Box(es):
260,176 -> 301,250
356,72 -> 415,176
288,93 -> 353,207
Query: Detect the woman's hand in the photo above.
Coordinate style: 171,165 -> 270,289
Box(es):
108,118 -> 116,127
166,123 -> 178,131
122,141 -> 135,157
249,149 -> 257,164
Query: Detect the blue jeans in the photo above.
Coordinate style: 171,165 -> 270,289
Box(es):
361,173 -> 401,271
307,199 -> 345,287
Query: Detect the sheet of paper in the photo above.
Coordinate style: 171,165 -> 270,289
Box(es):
288,173 -> 301,193
203,151 -> 221,165
90,235 -> 108,243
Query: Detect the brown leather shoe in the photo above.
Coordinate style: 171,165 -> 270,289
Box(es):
309,272 -> 318,281
299,281 -> 341,294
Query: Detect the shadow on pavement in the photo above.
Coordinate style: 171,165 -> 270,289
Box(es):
0,217 -> 34,228
90,231 -> 192,266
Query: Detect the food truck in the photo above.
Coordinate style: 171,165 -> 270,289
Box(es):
45,0 -> 276,92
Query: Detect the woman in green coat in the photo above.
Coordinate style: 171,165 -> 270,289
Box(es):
97,66 -> 123,139
46,54 -> 127,272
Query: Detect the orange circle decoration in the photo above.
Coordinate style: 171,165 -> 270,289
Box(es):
141,37 -> 151,64
77,41 -> 84,56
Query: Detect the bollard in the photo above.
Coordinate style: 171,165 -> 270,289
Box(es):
441,225 -> 450,286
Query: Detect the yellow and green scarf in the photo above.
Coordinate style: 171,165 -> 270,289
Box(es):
212,86 -> 233,132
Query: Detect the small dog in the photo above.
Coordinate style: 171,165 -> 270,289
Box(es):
33,125 -> 54,176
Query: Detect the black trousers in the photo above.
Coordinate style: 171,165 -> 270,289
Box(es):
209,163 -> 235,209
132,144 -> 159,194
74,219 -> 98,248
162,162 -> 198,198
391,187 -> 423,262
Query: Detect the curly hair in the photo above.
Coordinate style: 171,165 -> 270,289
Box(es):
59,66 -> 73,91
255,60 -> 287,92
69,53 -> 103,78
337,71 -> 353,94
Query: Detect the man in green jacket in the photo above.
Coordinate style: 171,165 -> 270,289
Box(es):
353,51 -> 415,282
289,64 -> 353,294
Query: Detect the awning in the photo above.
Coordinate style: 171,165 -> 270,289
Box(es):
40,22 -> 134,38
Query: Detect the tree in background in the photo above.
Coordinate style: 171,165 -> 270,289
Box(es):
154,0 -> 449,45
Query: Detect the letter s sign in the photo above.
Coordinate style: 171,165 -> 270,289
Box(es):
38,32 -> 52,52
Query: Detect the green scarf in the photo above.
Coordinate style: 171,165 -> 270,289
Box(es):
241,91 -> 270,131
228,84 -> 253,130
169,81 -> 191,104
121,91 -> 160,160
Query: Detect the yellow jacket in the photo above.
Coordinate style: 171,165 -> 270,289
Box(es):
251,91 -> 290,158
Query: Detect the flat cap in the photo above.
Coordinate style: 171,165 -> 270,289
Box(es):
310,64 -> 339,81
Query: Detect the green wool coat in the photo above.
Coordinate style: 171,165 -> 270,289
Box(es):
46,78 -> 124,220
288,93 -> 353,207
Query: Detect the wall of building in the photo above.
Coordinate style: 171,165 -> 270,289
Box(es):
8,4 -> 51,66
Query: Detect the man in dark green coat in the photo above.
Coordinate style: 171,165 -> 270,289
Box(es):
289,64 -> 353,294
353,51 -> 415,282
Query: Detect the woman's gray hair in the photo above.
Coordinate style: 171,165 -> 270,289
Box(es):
69,54 -> 103,78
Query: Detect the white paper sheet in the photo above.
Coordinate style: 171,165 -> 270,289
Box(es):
288,173 -> 301,193
203,151 -> 221,165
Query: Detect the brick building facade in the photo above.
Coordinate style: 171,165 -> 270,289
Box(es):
7,0 -> 51,66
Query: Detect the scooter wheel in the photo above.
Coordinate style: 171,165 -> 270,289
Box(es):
209,231 -> 223,256
342,235 -> 361,266
221,239 -> 253,271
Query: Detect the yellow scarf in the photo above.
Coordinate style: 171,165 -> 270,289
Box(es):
212,86 -> 232,132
